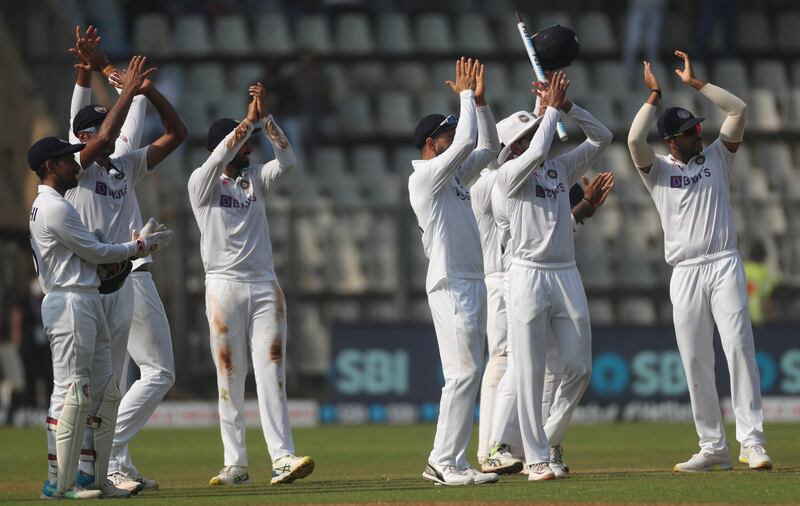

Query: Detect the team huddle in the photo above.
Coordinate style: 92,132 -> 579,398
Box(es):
26,20 -> 770,499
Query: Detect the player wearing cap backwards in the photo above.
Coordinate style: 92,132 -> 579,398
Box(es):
480,107 -> 613,478
68,26 -> 187,492
188,83 -> 314,487
409,57 -> 500,486
63,33 -> 186,493
628,51 -> 772,472
28,137 -> 173,499
494,69 -> 612,481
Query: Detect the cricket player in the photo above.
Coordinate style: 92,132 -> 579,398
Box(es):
188,83 -> 314,486
481,110 -> 614,478
495,72 -> 612,480
409,57 -> 500,486
28,136 -> 172,499
627,51 -> 772,472
68,26 -> 186,491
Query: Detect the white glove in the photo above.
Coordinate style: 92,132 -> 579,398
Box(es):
131,218 -> 174,258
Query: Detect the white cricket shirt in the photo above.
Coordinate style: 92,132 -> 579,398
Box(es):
188,118 -> 295,283
408,90 -> 500,293
496,105 -> 612,264
29,185 -> 138,293
470,167 -> 503,276
638,138 -> 737,265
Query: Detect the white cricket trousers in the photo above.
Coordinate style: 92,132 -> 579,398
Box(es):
205,278 -> 295,466
478,272 -> 508,460
109,271 -> 175,476
44,290 -> 114,473
427,278 -> 487,469
670,250 -> 765,453
101,280 -> 134,382
509,259 -> 592,464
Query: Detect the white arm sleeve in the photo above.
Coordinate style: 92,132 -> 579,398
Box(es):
627,102 -> 657,170
115,92 -> 147,155
496,106 -> 559,197
188,121 -> 255,207
699,83 -> 747,143
49,204 -> 138,263
69,84 -> 92,144
458,104 -> 500,188
553,104 -> 613,186
424,90 -> 478,195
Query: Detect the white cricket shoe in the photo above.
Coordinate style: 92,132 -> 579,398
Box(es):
527,462 -> 556,481
108,472 -> 144,494
482,443 -> 524,475
209,465 -> 251,486
40,480 -> 102,500
466,467 -> 500,484
132,473 -> 159,490
549,445 -> 569,479
76,470 -> 139,497
673,452 -> 732,472
739,444 -> 773,470
271,455 -> 315,484
422,462 -> 473,486
96,479 -> 133,498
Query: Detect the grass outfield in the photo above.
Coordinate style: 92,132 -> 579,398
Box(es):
2,422 -> 799,505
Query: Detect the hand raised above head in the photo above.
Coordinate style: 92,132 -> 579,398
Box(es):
445,57 -> 477,95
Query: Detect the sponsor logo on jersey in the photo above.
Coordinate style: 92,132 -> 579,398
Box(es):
670,168 -> 712,189
219,192 -> 256,209
94,180 -> 128,199
535,182 -> 566,198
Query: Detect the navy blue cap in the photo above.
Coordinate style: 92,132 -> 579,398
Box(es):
27,137 -> 85,171
73,105 -> 109,135
413,113 -> 459,149
532,25 -> 580,71
206,118 -> 262,151
657,107 -> 704,139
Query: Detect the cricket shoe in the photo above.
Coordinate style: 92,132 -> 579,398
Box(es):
271,455 -> 315,484
132,473 -> 159,491
76,470 -> 136,497
549,445 -> 569,479
422,462 -> 473,486
108,472 -> 145,494
527,462 -> 556,481
466,467 -> 500,484
482,443 -> 524,475
40,480 -> 102,500
739,444 -> 773,470
673,452 -> 732,472
209,465 -> 251,486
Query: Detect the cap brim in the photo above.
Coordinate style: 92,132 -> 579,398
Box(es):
497,116 -> 543,165
56,143 -> 86,157
676,117 -> 704,134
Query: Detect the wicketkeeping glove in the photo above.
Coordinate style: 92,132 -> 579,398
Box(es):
132,218 -> 175,258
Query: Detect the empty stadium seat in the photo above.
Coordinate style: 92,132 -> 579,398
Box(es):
394,147 -> 420,174
327,221 -> 369,293
352,145 -> 389,176
416,14 -> 453,53
712,59 -> 750,96
417,91 -> 457,118
377,12 -> 414,54
336,13 -> 374,54
776,12 -> 800,51
230,63 -> 265,90
175,15 -> 211,56
133,13 -> 172,56
750,89 -> 783,132
579,96 -> 619,132
187,63 -> 226,96
577,12 -> 617,54
213,15 -> 250,55
312,147 -> 348,176
594,61 -> 632,99
377,91 -> 416,136
295,15 -> 332,54
588,298 -> 614,325
255,13 -> 294,55
738,12 -> 772,52
456,14 -> 495,53
215,92 -> 249,123
294,304 -> 329,374
350,62 -> 386,92
391,62 -> 428,93
367,216 -> 400,291
754,61 -> 790,94
536,12 -> 572,31
618,299 -> 657,325
336,93 -> 374,137
179,94 -> 214,137
575,227 -> 614,289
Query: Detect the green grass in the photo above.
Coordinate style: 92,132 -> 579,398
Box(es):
2,423 -> 799,504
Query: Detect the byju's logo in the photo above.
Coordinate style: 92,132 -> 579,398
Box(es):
220,195 -> 232,208
670,168 -> 712,189
95,181 -> 108,195
670,176 -> 682,188
535,183 -> 566,198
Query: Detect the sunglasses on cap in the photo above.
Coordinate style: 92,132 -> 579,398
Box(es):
78,126 -> 100,135
670,123 -> 701,139
429,114 -> 458,140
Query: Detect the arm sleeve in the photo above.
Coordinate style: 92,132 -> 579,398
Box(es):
69,84 -> 92,144
627,102 -> 657,170
48,204 -> 138,264
258,116 -> 297,193
553,104 -> 614,186
123,147 -> 151,185
188,121 -> 255,207
496,106 -> 559,197
457,104 -> 500,188
422,90 -> 478,195
115,92 -> 147,155
699,83 -> 747,143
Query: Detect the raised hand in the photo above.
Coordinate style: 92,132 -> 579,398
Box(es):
582,172 -> 615,208
474,60 -> 487,106
643,61 -> 660,91
69,25 -> 110,72
445,57 -> 477,95
246,94 -> 259,124
249,82 -> 268,119
534,71 -> 570,111
119,55 -> 157,94
674,50 -> 694,83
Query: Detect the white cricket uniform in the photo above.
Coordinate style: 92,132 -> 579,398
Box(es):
470,167 -> 509,460
409,89 -> 499,469
30,185 -> 138,481
496,105 -> 611,464
188,117 -> 297,466
638,139 -> 764,453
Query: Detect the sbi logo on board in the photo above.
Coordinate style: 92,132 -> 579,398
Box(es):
591,349 -> 800,397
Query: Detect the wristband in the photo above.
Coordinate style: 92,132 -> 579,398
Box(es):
101,64 -> 116,77
649,89 -> 662,98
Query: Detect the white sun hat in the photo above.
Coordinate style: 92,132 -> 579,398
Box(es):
496,110 -> 542,164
